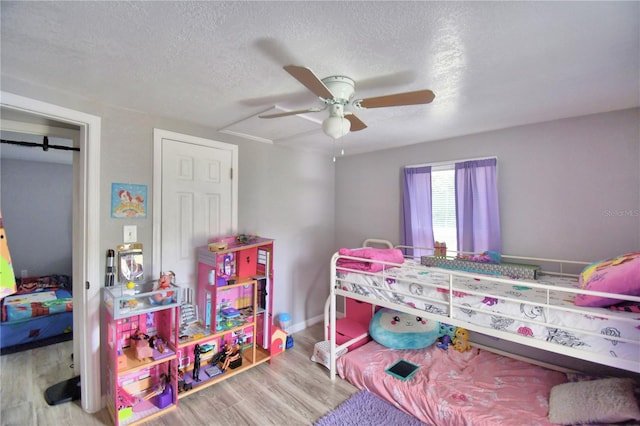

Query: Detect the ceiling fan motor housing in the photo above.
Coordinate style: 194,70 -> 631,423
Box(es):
321,75 -> 355,104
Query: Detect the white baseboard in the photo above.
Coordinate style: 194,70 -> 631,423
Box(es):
286,311 -> 345,335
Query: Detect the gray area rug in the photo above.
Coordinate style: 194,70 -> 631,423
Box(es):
314,389 -> 429,426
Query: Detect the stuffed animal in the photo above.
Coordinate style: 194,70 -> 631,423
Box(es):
452,327 -> 471,352
436,323 -> 458,350
151,271 -> 175,305
453,337 -> 471,352
439,323 -> 457,339
437,334 -> 452,350
369,308 -> 441,349
455,327 -> 469,341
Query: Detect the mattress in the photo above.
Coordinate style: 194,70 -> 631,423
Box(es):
0,311 -> 73,348
337,339 -> 567,426
337,260 -> 639,367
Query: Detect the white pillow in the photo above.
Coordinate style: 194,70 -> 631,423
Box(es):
548,378 -> 640,424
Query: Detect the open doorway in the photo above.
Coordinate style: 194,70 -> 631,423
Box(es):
0,129 -> 76,356
0,92 -> 102,413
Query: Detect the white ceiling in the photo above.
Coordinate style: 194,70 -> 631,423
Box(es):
1,1 -> 638,156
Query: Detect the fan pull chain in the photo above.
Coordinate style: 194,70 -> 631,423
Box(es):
332,138 -> 337,162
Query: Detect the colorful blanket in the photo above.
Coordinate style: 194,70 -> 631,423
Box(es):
338,260 -> 640,369
2,289 -> 72,322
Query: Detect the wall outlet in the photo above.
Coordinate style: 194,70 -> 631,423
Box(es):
123,225 -> 137,243
21,269 -> 28,278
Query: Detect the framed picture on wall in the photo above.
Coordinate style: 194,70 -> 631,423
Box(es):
111,183 -> 147,218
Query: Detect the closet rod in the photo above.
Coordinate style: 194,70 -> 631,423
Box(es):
0,136 -> 79,152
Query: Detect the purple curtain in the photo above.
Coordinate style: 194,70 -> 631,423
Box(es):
402,166 -> 434,257
455,159 -> 501,253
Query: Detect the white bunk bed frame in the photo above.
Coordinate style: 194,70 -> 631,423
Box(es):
326,240 -> 640,380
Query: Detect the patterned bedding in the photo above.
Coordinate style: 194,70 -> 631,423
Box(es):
338,260 -> 640,370
337,339 -> 568,426
1,274 -> 73,323
0,274 -> 74,350
2,289 -> 73,322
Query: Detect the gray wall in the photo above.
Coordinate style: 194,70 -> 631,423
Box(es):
2,76 -> 336,330
0,159 -> 73,277
334,107 -> 640,372
239,142 -> 336,326
335,108 -> 640,262
3,74 -> 639,344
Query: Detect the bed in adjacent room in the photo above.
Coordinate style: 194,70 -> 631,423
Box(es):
1,274 -> 73,352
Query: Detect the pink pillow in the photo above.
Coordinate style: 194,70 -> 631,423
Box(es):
336,247 -> 404,272
575,251 -> 640,307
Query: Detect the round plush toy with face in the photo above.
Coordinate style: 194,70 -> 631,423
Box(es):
369,308 -> 441,349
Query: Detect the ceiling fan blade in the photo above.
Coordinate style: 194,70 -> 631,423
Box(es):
259,107 -> 323,119
284,65 -> 334,99
345,114 -> 367,131
356,89 -> 435,109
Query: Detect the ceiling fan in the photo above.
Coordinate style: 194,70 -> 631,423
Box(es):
259,65 -> 435,139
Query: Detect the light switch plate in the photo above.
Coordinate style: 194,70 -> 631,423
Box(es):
123,225 -> 137,243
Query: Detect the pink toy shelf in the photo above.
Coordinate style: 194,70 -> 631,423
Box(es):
173,237 -> 274,398
104,285 -> 180,426
103,236 -> 276,424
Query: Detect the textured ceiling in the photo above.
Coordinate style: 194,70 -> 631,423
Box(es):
1,1 -> 638,156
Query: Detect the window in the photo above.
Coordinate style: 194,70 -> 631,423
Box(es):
431,167 -> 457,254
402,157 -> 500,256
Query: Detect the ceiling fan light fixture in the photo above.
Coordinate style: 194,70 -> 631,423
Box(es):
322,115 -> 351,139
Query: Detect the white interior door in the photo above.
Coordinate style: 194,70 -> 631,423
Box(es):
153,130 -> 237,293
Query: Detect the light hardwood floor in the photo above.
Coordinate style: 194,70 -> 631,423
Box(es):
0,322 -> 358,426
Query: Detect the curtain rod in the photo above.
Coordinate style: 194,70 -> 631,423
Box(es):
405,155 -> 497,169
0,136 -> 79,152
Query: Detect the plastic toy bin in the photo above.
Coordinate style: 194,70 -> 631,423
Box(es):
311,340 -> 347,369
103,281 -> 182,320
278,313 -> 291,333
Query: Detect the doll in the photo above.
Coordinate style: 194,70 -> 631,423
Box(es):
219,342 -> 241,372
192,344 -> 202,382
151,271 -> 175,304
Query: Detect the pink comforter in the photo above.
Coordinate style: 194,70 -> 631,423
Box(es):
337,247 -> 405,272
337,340 -> 567,425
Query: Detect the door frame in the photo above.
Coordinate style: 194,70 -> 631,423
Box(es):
0,91 -> 102,413
0,119 -> 80,373
152,128 -> 238,277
